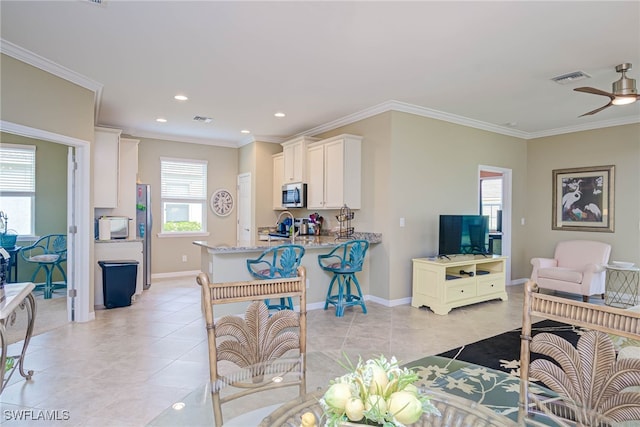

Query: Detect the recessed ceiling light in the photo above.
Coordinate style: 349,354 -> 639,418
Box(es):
241,129 -> 251,134
174,95 -> 188,101
274,112 -> 286,118
156,118 -> 167,123
171,402 -> 186,411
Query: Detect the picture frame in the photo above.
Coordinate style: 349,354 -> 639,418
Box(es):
552,165 -> 614,232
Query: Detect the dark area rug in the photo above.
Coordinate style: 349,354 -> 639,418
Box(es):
435,319 -> 581,376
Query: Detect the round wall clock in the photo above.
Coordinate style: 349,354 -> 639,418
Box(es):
210,188 -> 234,217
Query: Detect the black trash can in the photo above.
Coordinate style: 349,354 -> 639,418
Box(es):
98,260 -> 138,309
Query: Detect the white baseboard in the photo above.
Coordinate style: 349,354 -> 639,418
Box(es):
366,295 -> 412,307
509,278 -> 529,286
307,301 -> 326,311
152,270 -> 201,280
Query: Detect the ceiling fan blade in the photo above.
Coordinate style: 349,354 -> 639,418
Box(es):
574,87 -> 615,100
579,101 -> 613,117
573,87 -> 616,100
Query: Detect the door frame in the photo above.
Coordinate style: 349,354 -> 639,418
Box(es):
236,172 -> 252,244
2,120 -> 93,322
478,165 -> 512,284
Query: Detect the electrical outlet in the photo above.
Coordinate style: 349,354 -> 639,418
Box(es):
182,255 -> 187,262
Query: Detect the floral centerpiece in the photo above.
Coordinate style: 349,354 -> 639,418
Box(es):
320,355 -> 440,426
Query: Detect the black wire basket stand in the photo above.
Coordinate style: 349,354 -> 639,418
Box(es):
336,205 -> 354,240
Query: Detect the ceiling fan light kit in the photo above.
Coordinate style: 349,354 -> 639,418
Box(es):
574,62 -> 640,116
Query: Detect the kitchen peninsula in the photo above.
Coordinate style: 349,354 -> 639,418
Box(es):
193,233 -> 381,315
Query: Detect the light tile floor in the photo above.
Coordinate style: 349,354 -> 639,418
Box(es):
0,277 -> 565,426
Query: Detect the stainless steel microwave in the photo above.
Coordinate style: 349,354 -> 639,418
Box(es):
282,182 -> 307,208
95,216 -> 130,239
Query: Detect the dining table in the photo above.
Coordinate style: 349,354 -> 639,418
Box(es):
147,354 -> 567,427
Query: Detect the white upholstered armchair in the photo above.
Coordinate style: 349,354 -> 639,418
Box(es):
530,240 -> 611,302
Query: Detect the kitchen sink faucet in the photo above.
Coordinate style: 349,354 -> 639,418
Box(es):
276,210 -> 296,243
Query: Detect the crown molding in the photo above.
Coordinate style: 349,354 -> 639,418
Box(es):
297,99 -> 640,141
238,135 -> 285,147
4,39 -> 637,144
126,128 -> 238,148
298,100 -> 531,140
1,39 -> 104,123
527,115 -> 640,139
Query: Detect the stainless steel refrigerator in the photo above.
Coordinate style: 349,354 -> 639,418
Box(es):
136,184 -> 152,289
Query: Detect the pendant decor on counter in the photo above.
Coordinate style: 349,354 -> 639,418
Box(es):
210,188 -> 234,217
336,205 -> 354,239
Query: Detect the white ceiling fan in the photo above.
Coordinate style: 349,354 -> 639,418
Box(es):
574,63 -> 640,116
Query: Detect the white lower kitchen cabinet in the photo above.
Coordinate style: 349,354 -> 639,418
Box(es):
94,240 -> 144,308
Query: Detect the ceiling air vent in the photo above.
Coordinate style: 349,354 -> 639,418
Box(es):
193,116 -> 213,124
551,70 -> 591,85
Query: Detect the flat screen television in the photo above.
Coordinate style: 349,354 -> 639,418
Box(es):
438,215 -> 490,256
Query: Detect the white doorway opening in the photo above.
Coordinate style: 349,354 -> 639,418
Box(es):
2,120 -> 93,322
479,165 -> 512,284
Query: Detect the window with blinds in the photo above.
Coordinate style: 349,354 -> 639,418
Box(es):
160,157 -> 207,233
0,143 -> 36,236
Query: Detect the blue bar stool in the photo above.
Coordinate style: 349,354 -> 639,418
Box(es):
318,239 -> 369,317
246,244 -> 305,311
20,234 -> 67,299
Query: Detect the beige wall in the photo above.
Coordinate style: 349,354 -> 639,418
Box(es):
525,123 -> 640,269
314,111 -> 528,301
136,136 -> 238,274
388,112 -> 528,298
4,52 -> 638,304
0,54 -> 94,141
1,55 -> 95,310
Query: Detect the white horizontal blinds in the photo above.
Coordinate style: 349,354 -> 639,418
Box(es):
160,157 -> 207,200
0,143 -> 36,194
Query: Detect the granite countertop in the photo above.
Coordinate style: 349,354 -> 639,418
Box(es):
193,232 -> 382,254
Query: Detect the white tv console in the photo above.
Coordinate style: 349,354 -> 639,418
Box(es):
411,255 -> 508,315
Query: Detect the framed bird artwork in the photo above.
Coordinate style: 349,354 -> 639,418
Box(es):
552,165 -> 614,232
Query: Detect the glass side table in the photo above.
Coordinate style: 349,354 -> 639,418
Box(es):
605,264 -> 640,308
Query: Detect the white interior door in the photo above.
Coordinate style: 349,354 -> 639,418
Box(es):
237,173 -> 252,244
67,147 -> 76,321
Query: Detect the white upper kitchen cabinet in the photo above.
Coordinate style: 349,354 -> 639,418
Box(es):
307,134 -> 362,210
93,127 -> 122,208
281,136 -> 318,183
272,153 -> 284,210
113,137 -> 139,220
306,144 -> 325,209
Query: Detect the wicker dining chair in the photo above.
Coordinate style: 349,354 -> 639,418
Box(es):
519,280 -> 640,426
196,267 -> 307,427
